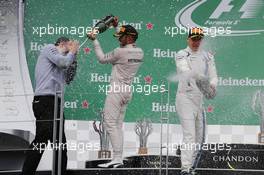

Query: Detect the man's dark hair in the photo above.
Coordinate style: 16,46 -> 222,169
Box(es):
114,25 -> 138,41
55,37 -> 70,46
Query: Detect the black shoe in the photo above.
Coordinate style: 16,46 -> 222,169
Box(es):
98,159 -> 123,168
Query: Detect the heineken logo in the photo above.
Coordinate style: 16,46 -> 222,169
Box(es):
175,0 -> 264,36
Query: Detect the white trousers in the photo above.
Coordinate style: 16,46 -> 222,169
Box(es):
176,93 -> 205,171
103,92 -> 131,160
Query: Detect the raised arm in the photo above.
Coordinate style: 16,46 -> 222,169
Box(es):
46,47 -> 75,68
92,39 -> 120,64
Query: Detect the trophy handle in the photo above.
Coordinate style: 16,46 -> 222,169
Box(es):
135,119 -> 153,154
93,120 -> 103,150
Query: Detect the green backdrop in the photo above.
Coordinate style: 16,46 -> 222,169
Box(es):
24,0 -> 264,125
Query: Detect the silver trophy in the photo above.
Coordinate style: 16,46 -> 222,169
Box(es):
252,90 -> 264,143
135,118 -> 153,155
93,110 -> 111,158
196,76 -> 216,99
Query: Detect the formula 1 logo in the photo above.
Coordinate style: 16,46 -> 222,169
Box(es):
175,0 -> 264,36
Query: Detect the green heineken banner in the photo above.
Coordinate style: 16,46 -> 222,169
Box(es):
24,0 -> 264,125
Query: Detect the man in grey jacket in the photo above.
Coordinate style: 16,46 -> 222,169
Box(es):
175,27 -> 218,175
21,37 -> 79,175
88,23 -> 144,168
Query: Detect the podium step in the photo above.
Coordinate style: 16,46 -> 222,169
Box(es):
86,144 -> 264,170
0,169 -> 264,175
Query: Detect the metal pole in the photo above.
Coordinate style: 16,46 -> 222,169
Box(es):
159,82 -> 164,175
52,85 -> 59,175
166,82 -> 170,175
160,81 -> 170,175
58,83 -> 65,175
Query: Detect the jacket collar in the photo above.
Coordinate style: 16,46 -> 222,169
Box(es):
186,46 -> 201,54
122,43 -> 136,48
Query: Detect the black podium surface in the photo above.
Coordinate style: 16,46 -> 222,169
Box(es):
86,144 -> 264,170
0,130 -> 30,171
0,144 -> 263,175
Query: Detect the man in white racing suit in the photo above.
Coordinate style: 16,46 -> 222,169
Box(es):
175,27 -> 218,175
88,22 -> 144,168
